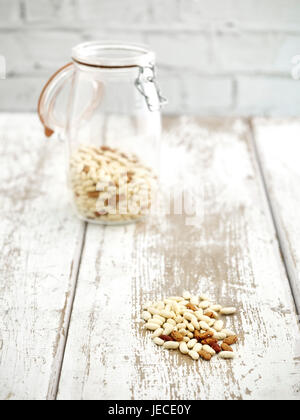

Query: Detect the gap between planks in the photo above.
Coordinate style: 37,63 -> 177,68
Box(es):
47,222 -> 88,400
248,118 -> 300,315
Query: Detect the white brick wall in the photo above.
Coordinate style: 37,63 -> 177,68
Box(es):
0,0 -> 300,116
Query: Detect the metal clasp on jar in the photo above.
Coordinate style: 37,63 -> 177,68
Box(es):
135,64 -> 167,112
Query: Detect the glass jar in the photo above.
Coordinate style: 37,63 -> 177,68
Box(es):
38,41 -> 166,225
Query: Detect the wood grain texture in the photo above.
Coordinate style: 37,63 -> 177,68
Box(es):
0,114 -> 85,400
57,117 -> 300,400
252,118 -> 300,312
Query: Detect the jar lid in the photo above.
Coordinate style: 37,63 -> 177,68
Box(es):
72,41 -> 155,69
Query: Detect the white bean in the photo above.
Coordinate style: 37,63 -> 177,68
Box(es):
188,350 -> 200,360
218,351 -> 235,360
179,328 -> 188,335
179,341 -> 189,354
199,301 -> 211,309
210,305 -> 222,312
187,339 -> 197,349
183,336 -> 190,342
160,310 -> 173,318
151,318 -> 164,326
199,321 -> 210,330
145,323 -> 160,331
183,291 -> 191,300
183,312 -> 197,323
187,332 -> 194,338
153,337 -> 164,346
163,341 -> 180,350
193,343 -> 202,353
194,310 -> 204,320
222,329 -> 236,337
190,296 -> 199,305
151,328 -> 163,338
220,307 -> 237,316
142,311 -> 151,321
200,294 -> 210,301
213,332 -> 227,341
163,325 -> 174,336
187,323 -> 195,332
202,344 -> 216,355
214,320 -> 224,332
153,314 -> 165,322
148,307 -> 160,315
167,318 -> 176,326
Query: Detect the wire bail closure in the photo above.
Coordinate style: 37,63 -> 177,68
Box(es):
135,64 -> 167,112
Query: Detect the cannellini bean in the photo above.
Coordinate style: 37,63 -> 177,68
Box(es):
210,305 -> 222,312
191,319 -> 200,330
202,345 -> 216,355
163,324 -> 174,336
199,301 -> 211,309
159,310 -> 173,318
172,302 -> 180,313
153,337 -> 164,346
187,339 -> 197,349
194,310 -> 204,320
145,323 -> 160,331
198,315 -> 211,323
183,291 -> 191,300
213,332 -> 227,341
200,294 -> 210,301
183,336 -> 190,342
148,307 -> 160,315
151,318 -> 164,326
220,307 -> 237,315
175,315 -> 183,323
142,311 -> 151,321
187,323 -> 195,332
190,296 -> 199,305
193,343 -> 202,353
156,301 -> 165,309
199,321 -> 210,330
218,351 -> 235,360
188,350 -> 200,360
179,328 -> 188,335
214,320 -> 224,332
222,329 -> 236,337
151,328 -> 163,338
183,312 -> 197,323
167,318 -> 176,326
165,304 -> 172,312
179,341 -> 189,354
163,341 -> 180,350
153,314 -> 165,322
168,296 -> 184,302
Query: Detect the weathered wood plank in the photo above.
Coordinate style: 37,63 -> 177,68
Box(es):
0,114 -> 85,400
57,117 -> 300,400
252,118 -> 300,312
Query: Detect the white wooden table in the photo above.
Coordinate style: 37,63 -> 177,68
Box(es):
0,114 -> 299,401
